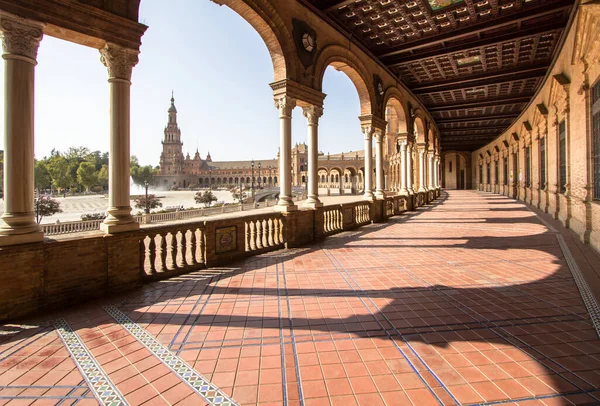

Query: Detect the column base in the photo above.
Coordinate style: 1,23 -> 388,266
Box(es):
100,221 -> 140,234
274,204 -> 298,212
304,200 -> 323,209
363,192 -> 375,201
0,230 -> 44,247
374,191 -> 386,200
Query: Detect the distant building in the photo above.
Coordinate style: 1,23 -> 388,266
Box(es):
155,95 -> 374,193
155,95 -> 278,190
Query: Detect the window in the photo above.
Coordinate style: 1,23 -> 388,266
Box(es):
525,146 -> 531,188
503,158 -> 508,185
593,81 -> 600,200
449,161 -> 452,173
559,120 -> 567,194
540,137 -> 546,189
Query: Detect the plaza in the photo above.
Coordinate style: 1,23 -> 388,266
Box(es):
1,0 -> 600,405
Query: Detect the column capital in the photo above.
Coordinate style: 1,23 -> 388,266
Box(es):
274,95 -> 296,118
100,42 -> 139,82
0,14 -> 44,64
362,126 -> 374,141
374,129 -> 384,142
302,105 -> 323,125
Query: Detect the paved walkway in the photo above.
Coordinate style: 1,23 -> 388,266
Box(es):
2,190 -> 600,405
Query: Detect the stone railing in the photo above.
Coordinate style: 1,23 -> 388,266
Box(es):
385,198 -> 394,217
139,223 -> 206,280
0,191 -> 439,321
40,200 -> 288,236
323,206 -> 343,234
244,213 -> 284,252
355,202 -> 371,225
41,219 -> 104,235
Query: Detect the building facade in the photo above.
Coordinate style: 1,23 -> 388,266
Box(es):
155,96 -> 384,193
155,95 -> 279,190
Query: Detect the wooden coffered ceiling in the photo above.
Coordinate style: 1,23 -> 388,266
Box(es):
302,0 -> 576,151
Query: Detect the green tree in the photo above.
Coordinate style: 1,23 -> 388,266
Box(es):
47,155 -> 73,192
34,196 -> 62,224
34,161 -> 52,191
230,186 -> 248,204
76,161 -> 98,192
195,190 -> 218,207
65,146 -> 90,161
98,164 -> 109,190
131,165 -> 157,186
134,194 -> 162,214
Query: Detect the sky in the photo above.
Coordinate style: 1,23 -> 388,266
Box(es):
0,0 -> 365,166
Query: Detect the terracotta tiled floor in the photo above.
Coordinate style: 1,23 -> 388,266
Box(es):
2,190 -> 600,405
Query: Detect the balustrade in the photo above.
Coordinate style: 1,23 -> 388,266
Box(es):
245,214 -> 284,252
41,219 -> 104,236
385,199 -> 394,217
139,224 -> 205,278
355,202 -> 371,225
323,207 -> 343,234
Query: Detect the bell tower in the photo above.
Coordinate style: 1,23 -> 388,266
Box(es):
160,92 -> 184,175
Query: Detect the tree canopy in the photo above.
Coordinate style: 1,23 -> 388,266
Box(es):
35,196 -> 63,224
195,190 -> 218,207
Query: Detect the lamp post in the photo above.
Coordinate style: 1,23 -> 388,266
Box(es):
239,178 -> 244,207
144,180 -> 150,214
258,161 -> 261,190
251,159 -> 255,202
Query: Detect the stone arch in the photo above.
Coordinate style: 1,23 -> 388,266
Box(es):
413,115 -> 426,144
214,0 -> 297,82
427,129 -> 435,150
312,44 -> 375,116
383,90 -> 409,134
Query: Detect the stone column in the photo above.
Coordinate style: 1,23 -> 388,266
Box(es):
418,148 -> 426,193
433,154 -> 440,189
275,96 -> 297,211
362,127 -> 374,201
0,16 -> 45,246
99,43 -> 140,233
406,143 -> 414,193
303,105 -> 323,208
399,141 -> 408,194
374,130 -> 385,199
428,153 -> 434,189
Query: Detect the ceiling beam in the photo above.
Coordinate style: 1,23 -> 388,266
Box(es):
386,25 -> 563,67
427,96 -> 532,111
323,0 -> 357,12
413,69 -> 544,94
411,66 -> 549,93
440,126 -> 509,132
378,0 -> 572,58
437,113 -> 519,123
